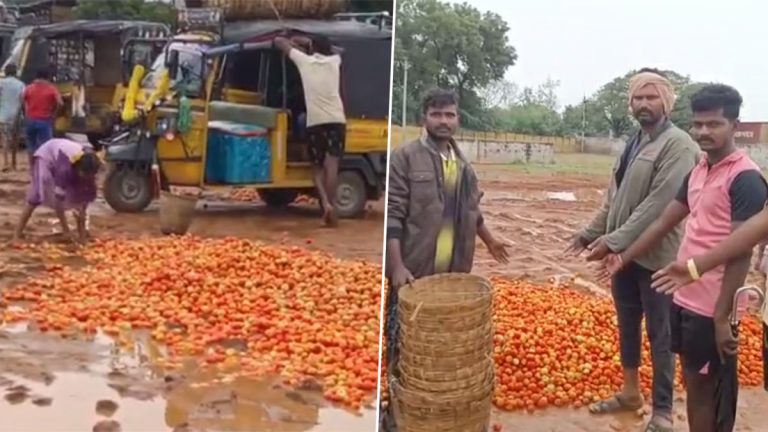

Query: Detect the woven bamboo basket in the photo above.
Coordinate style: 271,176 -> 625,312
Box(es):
398,307 -> 492,332
392,378 -> 493,432
393,273 -> 495,432
399,355 -> 493,382
399,321 -> 493,345
201,0 -> 346,21
399,336 -> 493,365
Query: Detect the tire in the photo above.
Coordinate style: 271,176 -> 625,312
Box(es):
258,189 -> 299,208
103,164 -> 153,213
335,170 -> 367,219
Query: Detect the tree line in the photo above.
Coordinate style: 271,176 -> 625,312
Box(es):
393,0 -> 710,138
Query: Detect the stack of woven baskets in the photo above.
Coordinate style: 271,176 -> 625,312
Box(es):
201,0 -> 346,21
392,274 -> 495,432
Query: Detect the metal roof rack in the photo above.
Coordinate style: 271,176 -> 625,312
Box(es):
333,11 -> 392,30
174,7 -> 224,35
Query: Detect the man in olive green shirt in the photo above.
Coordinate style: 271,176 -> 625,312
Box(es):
565,68 -> 699,432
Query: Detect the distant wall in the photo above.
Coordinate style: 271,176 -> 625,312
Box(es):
387,125 -> 768,169
390,125 -> 578,153
456,139 -> 555,164
583,137 -> 626,156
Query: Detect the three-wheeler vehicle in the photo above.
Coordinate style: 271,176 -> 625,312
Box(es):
1,20 -> 169,141
103,11 -> 391,219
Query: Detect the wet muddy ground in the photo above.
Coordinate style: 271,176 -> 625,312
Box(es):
0,162 -> 382,432
472,154 -> 768,431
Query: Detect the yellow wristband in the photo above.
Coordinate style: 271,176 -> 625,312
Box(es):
687,258 -> 701,281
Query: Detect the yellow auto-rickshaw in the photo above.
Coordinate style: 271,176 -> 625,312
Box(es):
1,20 -> 169,140
103,10 -> 391,219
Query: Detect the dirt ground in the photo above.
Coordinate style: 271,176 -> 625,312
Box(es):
472,154 -> 768,431
0,162 -> 382,432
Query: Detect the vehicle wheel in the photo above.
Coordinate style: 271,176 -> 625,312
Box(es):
258,189 -> 299,208
335,170 -> 367,219
103,164 -> 153,213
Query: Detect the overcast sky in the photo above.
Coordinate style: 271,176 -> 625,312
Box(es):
445,0 -> 768,120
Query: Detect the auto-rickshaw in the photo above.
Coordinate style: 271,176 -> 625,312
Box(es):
1,20 -> 169,140
103,10 -> 391,219
0,22 -> 15,64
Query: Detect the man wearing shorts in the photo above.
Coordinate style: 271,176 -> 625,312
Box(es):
600,84 -> 768,432
23,67 -> 62,165
0,63 -> 24,172
274,34 -> 345,227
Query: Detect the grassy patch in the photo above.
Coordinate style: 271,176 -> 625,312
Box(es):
478,153 -> 615,177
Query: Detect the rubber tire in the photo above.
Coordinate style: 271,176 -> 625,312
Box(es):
258,189 -> 299,208
335,170 -> 367,219
103,164 -> 153,213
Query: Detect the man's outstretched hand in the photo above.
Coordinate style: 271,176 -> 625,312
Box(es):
584,237 -> 611,262
651,261 -> 693,294
595,253 -> 624,285
564,234 -> 590,257
390,265 -> 414,289
486,238 -> 510,264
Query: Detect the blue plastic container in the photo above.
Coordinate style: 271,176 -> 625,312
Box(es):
205,125 -> 272,184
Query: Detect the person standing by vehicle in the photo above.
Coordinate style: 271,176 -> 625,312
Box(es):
564,69 -> 699,431
599,85 -> 768,432
382,88 -> 509,431
23,67 -> 62,165
274,34 -> 345,227
12,135 -> 101,245
0,63 -> 25,172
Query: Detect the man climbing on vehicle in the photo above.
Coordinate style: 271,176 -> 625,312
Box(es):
274,34 -> 345,227
381,88 -> 509,431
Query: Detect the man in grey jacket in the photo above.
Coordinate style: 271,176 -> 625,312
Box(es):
565,68 -> 699,432
382,88 -> 508,431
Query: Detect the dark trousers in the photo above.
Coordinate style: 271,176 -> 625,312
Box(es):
381,282 -> 400,432
612,261 -> 675,415
24,119 -> 53,155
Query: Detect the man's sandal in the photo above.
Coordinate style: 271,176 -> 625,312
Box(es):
644,416 -> 674,432
588,394 -> 644,414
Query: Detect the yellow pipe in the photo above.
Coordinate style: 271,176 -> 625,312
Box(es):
121,64 -> 145,123
143,69 -> 170,112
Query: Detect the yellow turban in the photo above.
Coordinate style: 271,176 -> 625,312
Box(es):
628,71 -> 677,116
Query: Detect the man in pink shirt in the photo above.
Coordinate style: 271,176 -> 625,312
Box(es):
600,84 -> 768,432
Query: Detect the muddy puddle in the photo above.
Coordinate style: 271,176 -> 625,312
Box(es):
0,326 -> 376,432
0,168 -> 383,432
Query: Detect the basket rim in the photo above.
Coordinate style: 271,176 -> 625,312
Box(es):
398,273 -> 492,308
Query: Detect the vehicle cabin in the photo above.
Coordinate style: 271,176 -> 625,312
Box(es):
2,20 -> 169,138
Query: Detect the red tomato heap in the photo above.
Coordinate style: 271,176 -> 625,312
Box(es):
2,236 -> 381,410
380,277 -> 765,412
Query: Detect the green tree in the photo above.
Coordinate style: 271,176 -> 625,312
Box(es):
75,0 -> 175,25
486,79 -> 563,135
561,99 -> 604,137
392,0 -> 517,130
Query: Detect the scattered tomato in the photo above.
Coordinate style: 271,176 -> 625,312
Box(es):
3,236 -> 381,410
380,277 -> 766,413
